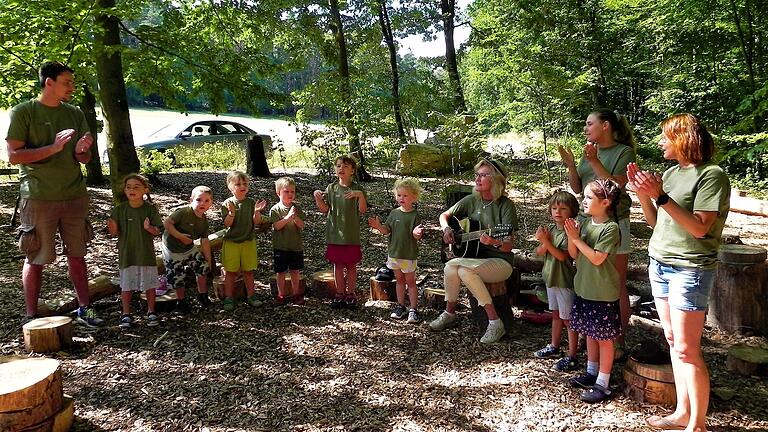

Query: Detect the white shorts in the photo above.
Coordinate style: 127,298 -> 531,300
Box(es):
386,257 -> 417,274
547,286 -> 575,320
120,266 -> 160,292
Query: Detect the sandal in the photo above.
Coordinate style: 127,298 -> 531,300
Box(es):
645,415 -> 686,430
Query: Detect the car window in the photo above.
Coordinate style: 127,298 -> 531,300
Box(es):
218,123 -> 240,134
184,123 -> 213,137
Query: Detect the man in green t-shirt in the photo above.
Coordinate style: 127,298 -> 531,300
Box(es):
5,61 -> 103,327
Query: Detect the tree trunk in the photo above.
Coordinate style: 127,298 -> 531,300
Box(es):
246,136 -> 271,177
79,84 -> 105,185
94,0 -> 139,201
376,0 -> 407,143
328,0 -> 371,180
440,0 -> 466,113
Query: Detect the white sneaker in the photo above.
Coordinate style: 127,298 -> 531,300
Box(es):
480,320 -> 505,344
429,311 -> 458,331
407,309 -> 421,324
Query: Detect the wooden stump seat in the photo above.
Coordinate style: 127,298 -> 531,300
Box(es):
213,275 -> 247,300
269,275 -> 307,297
22,317 -> 72,353
310,270 -> 336,299
369,277 -> 396,301
141,289 -> 178,313
422,288 -> 447,310
0,357 -> 64,431
468,278 -> 515,336
623,358 -> 676,406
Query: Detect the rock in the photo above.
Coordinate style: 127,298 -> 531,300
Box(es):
397,144 -> 447,175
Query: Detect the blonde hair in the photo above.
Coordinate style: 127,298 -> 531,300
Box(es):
393,177 -> 422,199
190,185 -> 213,200
226,170 -> 249,185
275,176 -> 296,192
472,158 -> 508,200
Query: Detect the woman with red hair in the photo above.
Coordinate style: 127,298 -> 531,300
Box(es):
628,113 -> 730,432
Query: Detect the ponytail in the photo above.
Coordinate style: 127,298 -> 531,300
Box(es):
593,109 -> 636,150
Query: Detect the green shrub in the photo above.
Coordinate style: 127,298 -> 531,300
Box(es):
139,150 -> 173,175
171,141 -> 247,170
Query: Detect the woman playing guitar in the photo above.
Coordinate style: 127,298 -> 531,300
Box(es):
429,158 -> 518,344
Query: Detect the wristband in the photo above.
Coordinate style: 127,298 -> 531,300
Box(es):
655,193 -> 670,206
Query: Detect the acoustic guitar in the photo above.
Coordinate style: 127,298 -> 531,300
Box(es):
444,216 -> 514,259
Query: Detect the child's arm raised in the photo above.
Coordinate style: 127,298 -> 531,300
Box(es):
143,218 -> 161,236
367,216 -> 390,235
273,206 -> 304,231
163,217 -> 193,245
252,199 -> 267,225
107,218 -> 118,237
412,223 -> 424,240
313,190 -> 329,213
565,218 -> 610,266
223,201 -> 236,228
344,189 -> 367,214
535,225 -> 569,261
564,218 -> 580,260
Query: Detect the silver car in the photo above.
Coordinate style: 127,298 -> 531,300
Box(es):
103,119 -> 272,163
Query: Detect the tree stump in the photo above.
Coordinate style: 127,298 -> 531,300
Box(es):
213,275 -> 247,300
36,275 -> 118,317
422,288 -> 447,310
22,317 -> 72,353
310,270 -> 336,299
141,290 -> 178,313
623,358 -> 676,406
369,277 -> 396,301
727,344 -> 768,376
0,357 -> 64,431
468,279 -> 515,336
708,244 -> 768,335
19,395 -> 74,432
269,276 -> 307,297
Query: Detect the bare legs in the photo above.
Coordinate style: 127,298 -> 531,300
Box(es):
653,297 -> 709,432
615,253 -> 630,347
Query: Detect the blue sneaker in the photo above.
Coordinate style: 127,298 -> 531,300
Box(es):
569,373 -> 597,389
76,306 -> 105,327
580,384 -> 612,403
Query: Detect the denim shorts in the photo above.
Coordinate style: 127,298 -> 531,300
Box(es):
649,257 -> 714,311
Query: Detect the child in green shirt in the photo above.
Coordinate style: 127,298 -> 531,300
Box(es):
267,177 -> 306,305
368,178 -> 424,323
107,174 -> 162,328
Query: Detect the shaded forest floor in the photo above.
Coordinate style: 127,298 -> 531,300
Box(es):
1,161 -> 767,431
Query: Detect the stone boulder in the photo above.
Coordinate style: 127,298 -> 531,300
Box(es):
397,143 -> 484,175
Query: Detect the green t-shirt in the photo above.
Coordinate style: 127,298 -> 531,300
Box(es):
384,208 -> 420,260
324,182 -> 366,245
220,197 -> 256,243
267,202 -> 305,252
6,100 -> 89,200
648,163 -> 731,269
542,224 -> 575,290
162,206 -> 210,253
576,143 -> 635,220
447,194 -> 518,266
574,220 -> 620,302
110,202 -> 163,269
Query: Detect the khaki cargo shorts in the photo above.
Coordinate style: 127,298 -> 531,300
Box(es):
17,196 -> 92,265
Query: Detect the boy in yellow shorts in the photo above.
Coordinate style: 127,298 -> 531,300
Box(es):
220,171 -> 266,311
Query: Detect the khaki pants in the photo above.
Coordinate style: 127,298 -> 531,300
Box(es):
443,257 -> 513,306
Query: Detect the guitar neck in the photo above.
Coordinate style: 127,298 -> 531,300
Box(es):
459,230 -> 490,243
